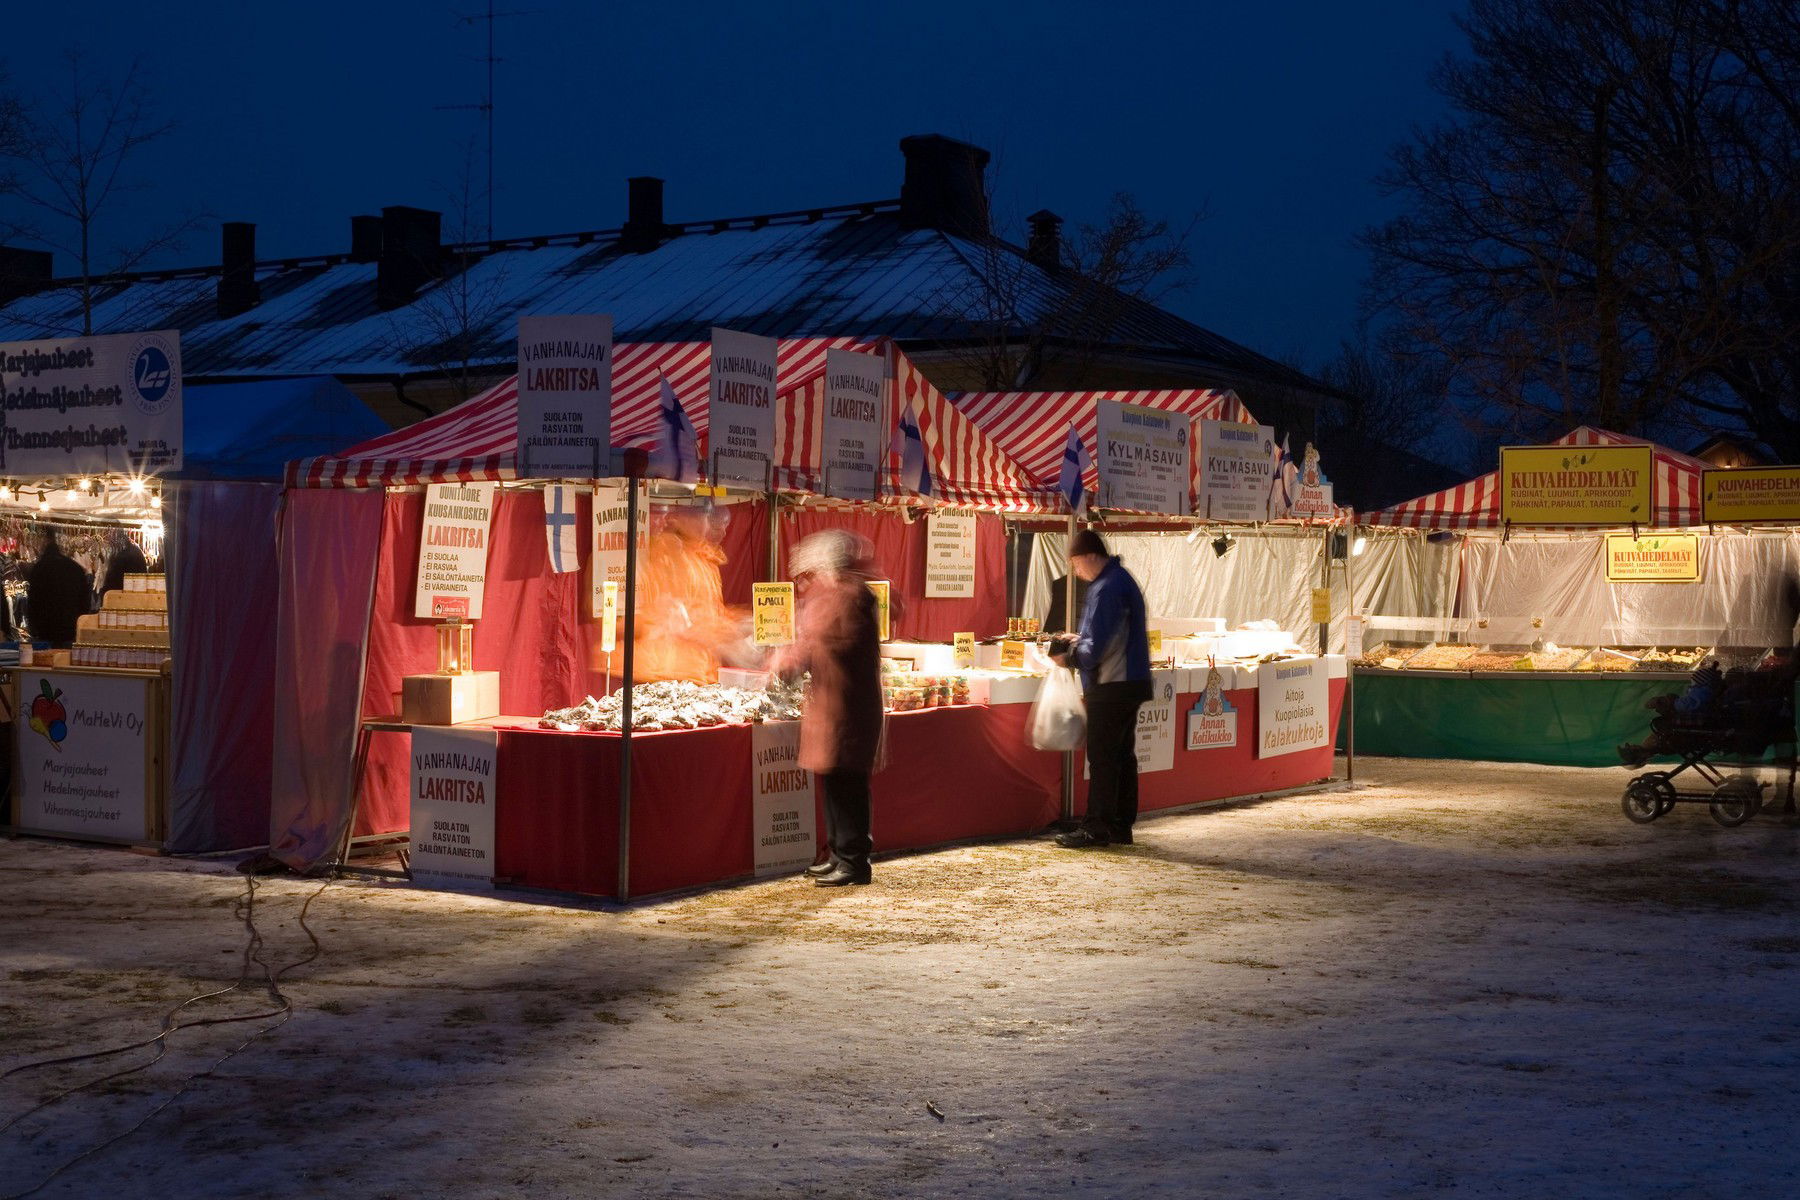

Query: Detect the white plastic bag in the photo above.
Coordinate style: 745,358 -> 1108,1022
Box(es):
1028,667 -> 1087,751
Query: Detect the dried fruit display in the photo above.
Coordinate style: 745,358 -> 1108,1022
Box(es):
1526,647 -> 1590,671
1402,644 -> 1479,670
1633,647 -> 1709,672
1464,649 -> 1531,672
1577,648 -> 1641,671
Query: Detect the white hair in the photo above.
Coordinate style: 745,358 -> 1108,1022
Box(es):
789,530 -> 869,579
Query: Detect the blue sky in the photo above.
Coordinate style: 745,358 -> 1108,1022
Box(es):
0,1 -> 1466,368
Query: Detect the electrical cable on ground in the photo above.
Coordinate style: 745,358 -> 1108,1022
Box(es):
0,872 -> 331,1200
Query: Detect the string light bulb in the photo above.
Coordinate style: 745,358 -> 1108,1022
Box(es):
77,477 -> 92,491
150,492 -> 162,509
63,488 -> 77,503
128,477 -> 146,496
38,495 -> 50,512
0,485 -> 11,503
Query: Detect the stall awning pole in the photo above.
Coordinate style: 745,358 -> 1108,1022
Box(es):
1344,518 -> 1358,785
617,474 -> 640,903
1060,511 -> 1078,824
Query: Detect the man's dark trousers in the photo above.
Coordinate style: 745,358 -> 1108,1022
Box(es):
1083,679 -> 1153,839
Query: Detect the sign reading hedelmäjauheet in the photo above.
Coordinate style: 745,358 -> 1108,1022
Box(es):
1605,533 -> 1701,583
1500,444 -> 1653,526
1096,400 -> 1191,515
1702,466 -> 1800,524
0,330 -> 182,475
822,348 -> 885,501
750,721 -> 816,876
415,483 -> 498,618
409,725 -> 497,890
708,327 -> 778,488
1256,658 -> 1328,758
516,314 -> 611,477
1197,419 -> 1275,521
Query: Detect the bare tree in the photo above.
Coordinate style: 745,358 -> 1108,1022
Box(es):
0,52 -> 201,332
1318,328 -> 1454,459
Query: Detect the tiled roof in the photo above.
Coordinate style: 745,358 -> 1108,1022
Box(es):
0,204 -> 1329,396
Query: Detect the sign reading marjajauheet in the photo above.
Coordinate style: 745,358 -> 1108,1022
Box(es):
1500,444 -> 1653,526
409,726 -> 497,890
750,721 -> 816,876
517,314 -> 611,477
414,482 -> 498,619
708,327 -> 778,487
822,348 -> 885,501
1257,658 -> 1328,758
1702,466 -> 1800,524
1096,400 -> 1190,515
0,330 -> 182,475
1197,419 -> 1274,521
1605,533 -> 1701,583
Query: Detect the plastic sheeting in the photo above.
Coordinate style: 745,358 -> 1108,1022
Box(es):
166,482 -> 282,852
268,488 -> 384,871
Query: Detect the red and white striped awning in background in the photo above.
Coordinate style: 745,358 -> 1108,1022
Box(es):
288,337 -> 876,489
891,355 -> 1059,512
945,384 -> 1254,511
1365,426 -> 1712,529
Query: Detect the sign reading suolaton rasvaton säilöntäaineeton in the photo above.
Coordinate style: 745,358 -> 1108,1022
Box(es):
0,330 -> 183,475
414,482 -> 498,619
708,327 -> 778,488
516,314 -> 611,477
1096,399 -> 1190,515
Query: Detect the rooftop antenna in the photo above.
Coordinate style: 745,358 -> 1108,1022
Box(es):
439,1 -> 539,240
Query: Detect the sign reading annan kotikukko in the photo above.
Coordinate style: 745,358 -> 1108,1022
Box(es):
708,328 -> 778,488
1702,466 -> 1800,524
516,314 -> 611,477
1499,444 -> 1653,526
1605,533 -> 1701,583
0,330 -> 183,474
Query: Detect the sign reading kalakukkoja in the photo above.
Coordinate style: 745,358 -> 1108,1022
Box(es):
1499,444 -> 1653,526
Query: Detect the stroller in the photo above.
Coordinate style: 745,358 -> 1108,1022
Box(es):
1617,657 -> 1799,826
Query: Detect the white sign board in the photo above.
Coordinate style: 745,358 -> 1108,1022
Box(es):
1096,400 -> 1190,515
1288,444 -> 1336,518
1197,419 -> 1275,522
1135,677 -> 1178,773
1257,657 -> 1330,758
589,481 -> 647,618
516,314 -> 611,478
14,671 -> 153,841
0,330 -> 182,475
414,482 -> 498,619
821,348 -> 885,501
1186,665 -> 1240,750
408,726 -> 497,890
708,327 -> 778,487
925,511 -> 977,598
750,721 -> 816,876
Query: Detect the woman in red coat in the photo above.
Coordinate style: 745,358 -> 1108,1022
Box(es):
775,530 -> 885,886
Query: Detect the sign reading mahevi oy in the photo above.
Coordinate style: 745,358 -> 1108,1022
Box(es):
1499,444 -> 1652,526
14,671 -> 157,842
0,330 -> 183,475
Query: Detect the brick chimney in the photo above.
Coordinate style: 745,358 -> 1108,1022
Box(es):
620,176 -> 667,253
377,206 -> 442,310
0,246 -> 53,306
216,222 -> 260,319
350,215 -> 383,264
898,134 -> 991,239
1026,210 -> 1063,271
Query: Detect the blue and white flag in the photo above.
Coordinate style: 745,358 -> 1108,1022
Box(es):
1057,423 -> 1092,514
890,394 -> 932,498
645,374 -> 700,484
543,485 -> 580,573
1269,434 -> 1298,518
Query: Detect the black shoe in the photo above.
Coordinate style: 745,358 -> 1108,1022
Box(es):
1054,828 -> 1110,849
813,863 -> 871,887
804,858 -> 837,878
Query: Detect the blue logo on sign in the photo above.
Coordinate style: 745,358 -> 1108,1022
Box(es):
134,346 -> 172,405
1176,425 -> 1188,445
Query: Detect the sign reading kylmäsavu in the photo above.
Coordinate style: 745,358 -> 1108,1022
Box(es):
1499,444 -> 1653,526
590,481 -> 647,618
708,327 -> 778,488
1196,419 -> 1275,521
409,725 -> 497,890
1096,400 -> 1191,515
1256,657 -> 1328,759
516,314 -> 611,477
822,348 -> 885,501
0,330 -> 182,474
1702,466 -> 1800,524
415,482 -> 498,618
750,720 -> 816,876
1605,533 -> 1701,583
925,511 -> 977,598
14,671 -> 156,842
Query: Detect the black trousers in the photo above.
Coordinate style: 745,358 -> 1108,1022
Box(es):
821,770 -> 873,869
1084,681 -> 1151,837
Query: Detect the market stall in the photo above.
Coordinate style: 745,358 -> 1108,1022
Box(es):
1354,427 -> 1799,765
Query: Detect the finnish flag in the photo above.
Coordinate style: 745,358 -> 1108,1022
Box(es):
1058,423 -> 1091,514
543,485 -> 579,573
646,374 -> 700,484
1269,434 -> 1297,518
889,394 -> 932,497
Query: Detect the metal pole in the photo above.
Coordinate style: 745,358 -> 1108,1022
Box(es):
1317,524 -> 1331,655
766,490 -> 781,582
617,474 -> 639,902
1060,511 -> 1078,823
1343,519 -> 1358,785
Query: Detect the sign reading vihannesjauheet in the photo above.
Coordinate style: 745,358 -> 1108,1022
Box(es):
1096,400 -> 1191,515
409,725 -> 497,890
0,330 -> 182,475
1605,533 -> 1701,583
517,314 -> 611,477
709,327 -> 778,488
14,671 -> 155,842
1702,466 -> 1800,524
1499,444 -> 1653,526
414,483 -> 498,619
822,348 -> 885,501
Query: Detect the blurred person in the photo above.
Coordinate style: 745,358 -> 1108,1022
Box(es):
774,530 -> 884,887
633,500 -> 748,682
26,529 -> 90,649
1049,529 -> 1151,848
96,526 -> 148,603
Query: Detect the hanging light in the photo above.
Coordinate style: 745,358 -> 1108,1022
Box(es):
37,494 -> 50,512
150,491 -> 163,509
64,487 -> 78,503
77,477 -> 92,491
1352,535 -> 1368,557
0,484 -> 12,503
128,477 -> 147,496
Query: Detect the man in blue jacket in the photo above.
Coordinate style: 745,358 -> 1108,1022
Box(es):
1049,529 -> 1152,848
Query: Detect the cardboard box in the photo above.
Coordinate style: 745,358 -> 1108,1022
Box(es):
103,591 -> 167,613
401,670 -> 501,725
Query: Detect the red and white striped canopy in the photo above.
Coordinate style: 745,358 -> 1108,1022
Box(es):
945,384 -> 1254,512
893,356 -> 1059,512
1365,426 -> 1711,529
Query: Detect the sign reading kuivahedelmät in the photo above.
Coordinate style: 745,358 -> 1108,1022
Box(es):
1500,444 -> 1653,526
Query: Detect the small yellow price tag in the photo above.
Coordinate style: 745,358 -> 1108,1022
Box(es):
752,582 -> 796,646
1000,639 -> 1026,670
1311,587 -> 1333,625
1148,629 -> 1164,658
867,580 -> 891,641
953,631 -> 974,667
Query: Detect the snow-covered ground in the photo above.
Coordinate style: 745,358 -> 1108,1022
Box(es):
3,756 -> 1798,1199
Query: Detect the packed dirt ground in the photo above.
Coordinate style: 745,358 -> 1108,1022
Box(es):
3,756 -> 1798,1199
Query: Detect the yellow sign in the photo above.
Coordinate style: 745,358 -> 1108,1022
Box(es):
1147,629 -> 1164,658
1500,444 -> 1653,526
1605,533 -> 1701,583
752,582 -> 795,645
600,581 -> 619,653
1311,587 -> 1333,625
867,580 -> 891,641
1702,466 -> 1800,524
953,631 -> 974,668
1000,639 -> 1026,670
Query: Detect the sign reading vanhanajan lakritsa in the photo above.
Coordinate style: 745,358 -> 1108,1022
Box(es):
517,314 -> 611,477
0,330 -> 182,475
822,348 -> 885,501
708,327 -> 778,488
409,725 -> 497,890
